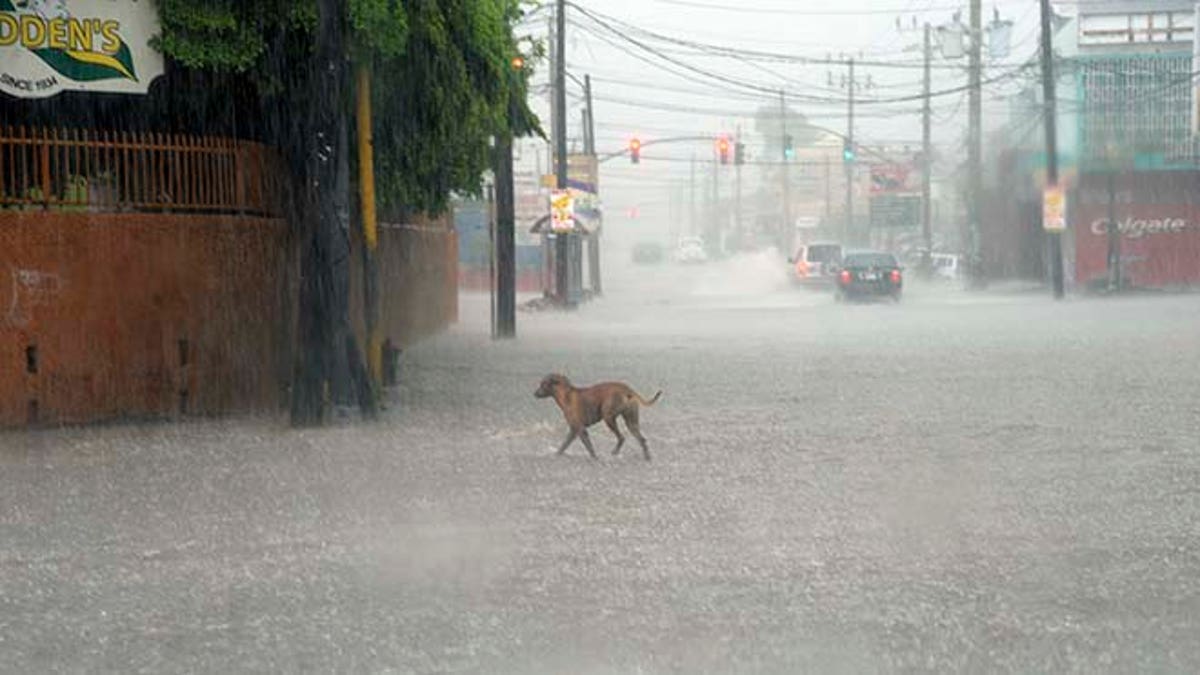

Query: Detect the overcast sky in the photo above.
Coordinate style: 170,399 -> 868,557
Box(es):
515,0 -> 1054,242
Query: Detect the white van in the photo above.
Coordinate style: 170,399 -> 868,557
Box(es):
790,241 -> 844,285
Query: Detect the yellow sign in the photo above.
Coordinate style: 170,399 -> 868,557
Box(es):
549,190 -> 574,233
1043,185 -> 1066,232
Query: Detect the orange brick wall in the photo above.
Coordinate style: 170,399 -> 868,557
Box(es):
0,212 -> 294,428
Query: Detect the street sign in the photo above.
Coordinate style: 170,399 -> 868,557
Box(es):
549,190 -> 574,233
869,194 -> 921,229
1043,185 -> 1067,232
0,0 -> 166,99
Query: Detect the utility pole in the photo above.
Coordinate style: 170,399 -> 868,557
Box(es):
824,153 -> 831,223
494,99 -> 516,338
689,154 -> 696,238
780,90 -> 791,251
735,125 -> 743,250
711,145 -> 719,255
356,65 -> 383,392
845,58 -> 856,246
553,0 -> 572,307
583,74 -> 601,296
968,0 -> 985,288
921,22 -> 934,276
1040,0 -> 1064,299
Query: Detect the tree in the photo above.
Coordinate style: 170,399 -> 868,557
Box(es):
152,0 -> 541,424
752,102 -> 819,158
153,0 -> 540,214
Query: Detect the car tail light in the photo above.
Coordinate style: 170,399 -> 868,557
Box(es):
890,269 -> 902,284
839,269 -> 852,285
795,260 -> 810,278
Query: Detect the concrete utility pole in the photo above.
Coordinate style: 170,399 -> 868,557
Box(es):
824,153 -> 831,222
779,90 -> 792,250
553,0 -> 572,307
583,74 -> 601,296
921,22 -> 934,275
690,154 -> 696,238
711,143 -> 719,255
845,58 -> 856,245
735,124 -> 743,247
1039,0 -> 1064,299
968,0 -> 985,288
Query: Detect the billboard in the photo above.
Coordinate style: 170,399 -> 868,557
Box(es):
1073,171 -> 1200,288
1,0 -> 165,99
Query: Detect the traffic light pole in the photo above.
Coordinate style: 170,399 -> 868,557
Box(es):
583,74 -> 601,296
553,0 -> 572,307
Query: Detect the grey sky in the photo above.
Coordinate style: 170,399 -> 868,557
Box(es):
515,0 -> 1053,239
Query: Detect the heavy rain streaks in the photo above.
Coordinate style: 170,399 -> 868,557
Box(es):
3,0 -> 1200,672
4,260 -> 1200,672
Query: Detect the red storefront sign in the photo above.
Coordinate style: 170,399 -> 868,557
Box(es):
1073,171 -> 1200,288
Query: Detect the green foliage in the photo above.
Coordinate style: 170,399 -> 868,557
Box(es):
152,0 -> 540,216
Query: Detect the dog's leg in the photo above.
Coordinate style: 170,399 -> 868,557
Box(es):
604,416 -> 625,456
624,409 -> 651,462
556,428 -> 579,455
578,428 -> 600,460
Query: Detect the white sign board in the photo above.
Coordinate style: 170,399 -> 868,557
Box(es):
1,0 -> 165,99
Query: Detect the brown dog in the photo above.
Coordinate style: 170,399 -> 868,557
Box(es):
534,374 -> 661,461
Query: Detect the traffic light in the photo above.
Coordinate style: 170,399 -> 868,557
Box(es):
629,137 -> 641,164
842,139 -> 855,163
735,142 -> 745,165
717,136 -> 730,165
783,134 -> 794,161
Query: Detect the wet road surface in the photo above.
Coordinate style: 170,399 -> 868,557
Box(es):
3,255 -> 1199,673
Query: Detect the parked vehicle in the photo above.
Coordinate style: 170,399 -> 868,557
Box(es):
835,250 -> 904,302
675,236 -> 708,264
632,242 -> 665,265
789,241 -> 843,286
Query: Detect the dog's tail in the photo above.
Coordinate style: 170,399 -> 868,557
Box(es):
635,390 -> 663,407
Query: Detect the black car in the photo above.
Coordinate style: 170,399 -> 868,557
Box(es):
835,250 -> 903,302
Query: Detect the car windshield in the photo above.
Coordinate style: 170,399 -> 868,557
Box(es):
843,252 -> 898,267
805,245 -> 841,263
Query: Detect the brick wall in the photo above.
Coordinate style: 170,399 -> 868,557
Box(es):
0,212 -> 294,427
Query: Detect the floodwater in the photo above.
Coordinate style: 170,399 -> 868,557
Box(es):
2,253 -> 1199,673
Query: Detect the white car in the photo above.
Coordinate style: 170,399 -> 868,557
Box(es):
931,253 -> 960,281
675,237 -> 708,264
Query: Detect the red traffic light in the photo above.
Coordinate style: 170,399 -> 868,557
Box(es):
717,136 -> 730,164
629,137 -> 642,164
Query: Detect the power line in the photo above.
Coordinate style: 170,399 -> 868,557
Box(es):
569,3 -> 1034,72
644,0 -> 1027,16
568,8 -> 1038,106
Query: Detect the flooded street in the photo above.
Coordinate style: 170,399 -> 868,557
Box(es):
3,260 -> 1200,673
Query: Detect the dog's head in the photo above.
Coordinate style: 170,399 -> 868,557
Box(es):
535,373 -> 570,399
